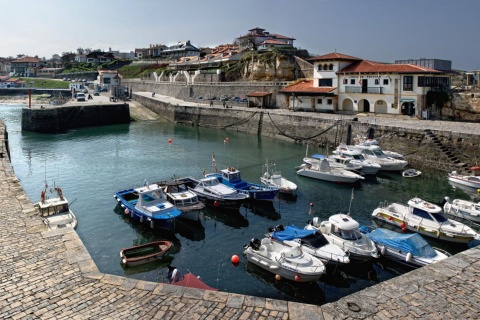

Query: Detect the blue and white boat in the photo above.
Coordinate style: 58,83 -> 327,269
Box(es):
360,227 -> 451,268
206,166 -> 278,201
114,182 -> 182,230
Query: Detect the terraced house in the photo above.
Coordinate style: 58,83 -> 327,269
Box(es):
280,52 -> 451,117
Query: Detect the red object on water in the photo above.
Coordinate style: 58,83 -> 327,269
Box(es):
231,255 -> 240,266
171,273 -> 218,291
168,139 -> 172,144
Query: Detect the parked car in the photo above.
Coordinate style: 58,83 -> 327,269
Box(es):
82,88 -> 88,93
232,97 -> 240,102
76,93 -> 86,102
93,91 -> 100,96
240,98 -> 248,103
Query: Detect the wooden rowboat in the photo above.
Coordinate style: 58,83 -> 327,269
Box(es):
120,241 -> 172,267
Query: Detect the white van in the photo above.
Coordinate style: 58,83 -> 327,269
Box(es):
76,93 -> 86,101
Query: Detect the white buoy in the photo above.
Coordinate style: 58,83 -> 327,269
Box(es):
406,252 -> 412,262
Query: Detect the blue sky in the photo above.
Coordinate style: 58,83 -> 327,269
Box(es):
1,0 -> 479,70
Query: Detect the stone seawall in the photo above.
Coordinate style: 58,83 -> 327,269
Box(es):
21,103 -> 131,133
133,93 -> 480,173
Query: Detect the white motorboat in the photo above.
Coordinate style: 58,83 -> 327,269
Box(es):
296,158 -> 364,184
35,183 -> 77,230
354,138 -> 405,159
402,168 -> 421,178
268,225 -> 350,265
159,179 -> 205,221
353,144 -> 408,171
443,196 -> 480,224
372,197 -> 479,244
303,154 -> 363,173
448,171 -> 480,189
176,176 -> 248,210
306,214 -> 379,262
333,145 -> 381,175
261,163 -> 297,195
361,227 -> 451,268
243,237 -> 325,282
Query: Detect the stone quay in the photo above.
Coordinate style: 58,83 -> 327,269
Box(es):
2,100 -> 480,319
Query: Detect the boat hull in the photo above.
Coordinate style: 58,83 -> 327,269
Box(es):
448,175 -> 480,189
444,200 -> 480,224
296,168 -> 362,183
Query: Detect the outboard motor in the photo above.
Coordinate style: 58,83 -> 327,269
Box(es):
440,196 -> 451,207
167,265 -> 181,283
274,224 -> 285,232
249,238 -> 261,251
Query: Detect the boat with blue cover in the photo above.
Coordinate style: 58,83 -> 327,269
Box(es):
114,182 -> 182,230
360,227 -> 451,268
206,166 -> 278,201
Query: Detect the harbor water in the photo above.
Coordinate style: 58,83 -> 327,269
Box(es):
1,104 -> 477,305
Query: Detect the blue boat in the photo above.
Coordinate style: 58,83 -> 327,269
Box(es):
206,166 -> 278,201
114,182 -> 182,230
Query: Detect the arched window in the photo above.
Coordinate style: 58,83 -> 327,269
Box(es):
329,64 -> 334,70
317,64 -> 323,71
323,64 -> 328,70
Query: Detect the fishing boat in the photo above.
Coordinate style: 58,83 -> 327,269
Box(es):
448,171 -> 480,189
113,182 -> 182,230
35,183 -> 77,230
333,145 -> 381,175
243,237 -> 326,282
261,162 -> 297,195
268,225 -> 350,265
206,167 -> 278,201
371,197 -> 480,244
158,179 -> 205,221
360,227 -> 451,268
167,266 -> 218,291
443,196 -> 480,224
178,176 -> 248,210
120,240 -> 172,267
402,168 -> 421,178
306,214 -> 379,262
296,158 -> 365,184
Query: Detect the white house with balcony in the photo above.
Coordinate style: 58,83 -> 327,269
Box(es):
280,52 -> 450,117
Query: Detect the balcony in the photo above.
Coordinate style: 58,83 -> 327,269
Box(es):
345,86 -> 383,94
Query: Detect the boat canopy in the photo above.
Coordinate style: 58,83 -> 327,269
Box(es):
271,225 -> 316,241
367,228 -> 437,258
311,154 -> 327,160
329,214 -> 359,230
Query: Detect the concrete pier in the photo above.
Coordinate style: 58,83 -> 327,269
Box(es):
2,110 -> 480,319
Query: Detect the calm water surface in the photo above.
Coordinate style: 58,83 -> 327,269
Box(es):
1,104 -> 477,305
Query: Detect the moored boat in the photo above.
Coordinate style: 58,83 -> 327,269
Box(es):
448,171 -> 480,189
35,183 -> 77,230
352,143 -> 408,171
167,266 -> 218,291
113,182 -> 182,230
402,168 -> 421,178
120,241 -> 172,267
303,154 -> 363,173
261,162 -> 297,195
296,158 -> 364,184
372,197 -> 480,244
268,225 -> 350,265
243,237 -> 325,282
206,166 -> 278,201
361,227 -> 451,268
180,176 -> 249,209
306,214 -> 379,262
158,179 -> 205,221
443,196 -> 480,224
332,145 -> 381,175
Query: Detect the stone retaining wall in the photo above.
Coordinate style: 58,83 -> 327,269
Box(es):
21,104 -> 131,133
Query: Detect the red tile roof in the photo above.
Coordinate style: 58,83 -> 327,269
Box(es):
262,39 -> 288,45
339,60 -> 441,74
11,57 -> 42,63
308,52 -> 362,62
279,80 -> 336,94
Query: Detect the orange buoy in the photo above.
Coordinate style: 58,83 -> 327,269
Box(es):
168,139 -> 172,144
225,137 -> 229,142
214,200 -> 219,207
231,255 -> 240,266
294,275 -> 301,282
275,274 -> 281,281
400,222 -> 406,229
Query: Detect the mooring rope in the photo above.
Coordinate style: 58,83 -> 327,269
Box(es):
266,112 -> 341,141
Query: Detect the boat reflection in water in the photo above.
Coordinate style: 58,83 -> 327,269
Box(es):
243,201 -> 281,221
121,255 -> 174,276
203,206 -> 249,229
244,262 -> 325,305
174,218 -> 206,242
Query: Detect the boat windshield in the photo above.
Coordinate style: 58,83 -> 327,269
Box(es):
412,208 -> 448,222
352,154 -> 365,160
334,226 -> 362,240
300,232 -> 330,248
372,148 -> 385,156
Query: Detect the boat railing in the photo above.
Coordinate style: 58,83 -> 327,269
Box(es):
378,200 -> 390,209
444,211 -> 480,232
433,247 -> 452,257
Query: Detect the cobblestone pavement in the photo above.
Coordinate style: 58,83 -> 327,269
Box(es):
2,110 -> 480,319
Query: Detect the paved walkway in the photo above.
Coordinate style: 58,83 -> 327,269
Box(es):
1,103 -> 480,318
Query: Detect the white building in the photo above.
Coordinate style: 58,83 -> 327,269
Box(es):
280,52 -> 450,117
